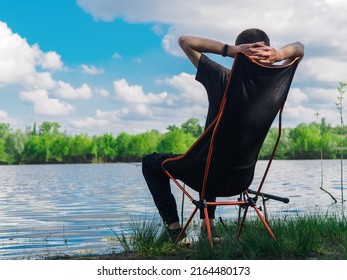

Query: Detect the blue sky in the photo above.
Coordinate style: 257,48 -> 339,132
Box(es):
0,0 -> 347,135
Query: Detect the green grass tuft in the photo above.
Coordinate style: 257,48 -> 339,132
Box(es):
112,212 -> 347,260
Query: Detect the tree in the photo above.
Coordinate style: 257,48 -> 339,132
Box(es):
167,124 -> 179,132
259,127 -> 291,159
288,123 -> 322,159
36,122 -> 63,163
181,118 -> 203,138
92,133 -> 117,162
140,130 -> 161,155
127,135 -> 145,161
0,123 -> 11,163
115,132 -> 131,161
5,130 -> 27,164
0,138 -> 6,163
39,121 -> 61,135
0,123 -> 10,139
49,134 -> 70,163
68,133 -> 93,163
22,134 -> 46,164
157,129 -> 196,154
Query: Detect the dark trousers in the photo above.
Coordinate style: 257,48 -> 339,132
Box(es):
142,152 -> 216,225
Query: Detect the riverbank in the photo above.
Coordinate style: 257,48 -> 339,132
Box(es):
48,212 -> 347,260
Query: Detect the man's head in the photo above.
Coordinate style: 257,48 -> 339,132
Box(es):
235,28 -> 270,46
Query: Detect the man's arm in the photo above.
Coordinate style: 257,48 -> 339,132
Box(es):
178,36 -> 228,68
178,35 -> 266,68
278,42 -> 305,65
179,35 -> 304,67
253,42 -> 305,65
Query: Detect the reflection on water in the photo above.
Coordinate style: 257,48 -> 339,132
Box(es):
0,160 -> 346,259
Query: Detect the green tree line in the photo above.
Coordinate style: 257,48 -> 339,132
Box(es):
0,118 -> 346,165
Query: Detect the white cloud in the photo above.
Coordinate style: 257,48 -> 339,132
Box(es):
133,104 -> 152,116
114,78 -> 167,104
55,82 -> 93,99
283,105 -> 344,127
304,87 -> 339,106
77,0 -> 347,54
0,21 -> 97,120
95,87 -> 109,97
70,117 -> 108,129
284,105 -> 317,126
0,22 -> 64,88
113,79 -> 170,119
81,64 -> 104,75
0,109 -> 14,126
69,109 -> 130,134
285,88 -> 309,107
302,58 -> 347,84
41,51 -> 63,70
35,46 -> 64,71
288,87 -> 345,110
96,108 -> 129,119
112,52 -> 122,59
75,0 -> 347,131
154,73 -> 208,125
110,74 -> 208,129
0,22 -> 37,87
285,86 -> 347,126
159,72 -> 206,107
20,89 -> 75,116
152,24 -> 166,36
2,1 -> 347,136
96,74 -> 208,130
0,109 -> 8,119
24,72 -> 57,90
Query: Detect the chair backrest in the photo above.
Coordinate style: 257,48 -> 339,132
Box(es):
163,53 -> 300,197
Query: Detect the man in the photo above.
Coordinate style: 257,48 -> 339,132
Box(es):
142,28 -> 304,242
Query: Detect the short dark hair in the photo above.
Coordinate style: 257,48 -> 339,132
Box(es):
235,28 -> 270,46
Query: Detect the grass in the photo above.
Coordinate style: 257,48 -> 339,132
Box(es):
111,212 -> 347,260
106,217 -> 181,257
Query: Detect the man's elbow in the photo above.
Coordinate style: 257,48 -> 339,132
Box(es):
178,35 -> 190,48
296,42 -> 305,57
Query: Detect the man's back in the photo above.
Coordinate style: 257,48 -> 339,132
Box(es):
163,53 -> 301,197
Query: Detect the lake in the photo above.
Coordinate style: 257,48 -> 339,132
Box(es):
0,160 -> 346,259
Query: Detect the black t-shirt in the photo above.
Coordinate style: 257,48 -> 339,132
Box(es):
195,54 -> 231,129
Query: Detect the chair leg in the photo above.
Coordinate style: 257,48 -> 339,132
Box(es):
237,205 -> 249,239
253,205 -> 276,239
203,205 -> 213,248
237,193 -> 243,225
175,206 -> 198,243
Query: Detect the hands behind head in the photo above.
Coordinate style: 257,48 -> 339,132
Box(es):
237,42 -> 279,65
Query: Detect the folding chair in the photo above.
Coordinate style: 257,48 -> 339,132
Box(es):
162,52 -> 301,248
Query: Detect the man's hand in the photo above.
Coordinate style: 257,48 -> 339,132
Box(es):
179,34 -> 304,68
240,41 -> 304,65
237,42 -> 279,64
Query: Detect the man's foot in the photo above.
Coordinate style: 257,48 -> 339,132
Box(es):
200,225 -> 222,242
159,227 -> 191,244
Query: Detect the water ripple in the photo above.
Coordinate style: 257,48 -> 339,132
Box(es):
0,161 -> 346,259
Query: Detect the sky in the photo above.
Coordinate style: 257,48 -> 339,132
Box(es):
0,0 -> 347,136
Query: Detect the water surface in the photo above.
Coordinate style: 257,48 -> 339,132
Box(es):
0,160 -> 346,259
